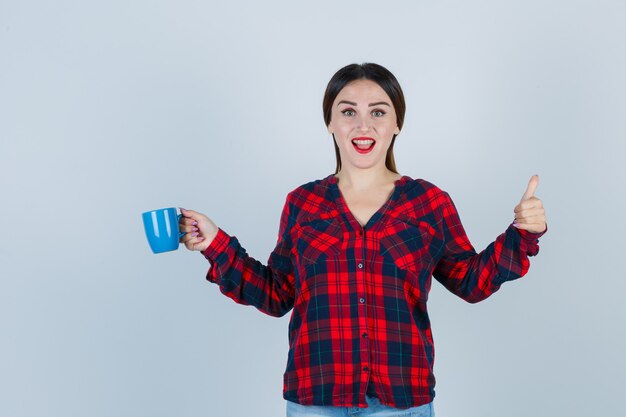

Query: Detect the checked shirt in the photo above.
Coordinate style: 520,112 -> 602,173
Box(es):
201,174 -> 546,409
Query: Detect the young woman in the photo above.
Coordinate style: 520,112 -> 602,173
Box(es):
178,63 -> 547,417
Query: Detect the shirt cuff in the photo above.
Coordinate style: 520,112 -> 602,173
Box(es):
513,223 -> 547,257
201,228 -> 230,261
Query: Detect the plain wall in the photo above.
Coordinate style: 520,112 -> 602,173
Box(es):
1,1 -> 625,416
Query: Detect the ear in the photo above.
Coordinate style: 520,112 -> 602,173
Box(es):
327,122 -> 333,135
394,126 -> 400,135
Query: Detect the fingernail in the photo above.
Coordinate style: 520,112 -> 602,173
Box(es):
512,223 -> 521,228
192,221 -> 198,226
197,237 -> 205,241
192,232 -> 198,237
193,227 -> 198,231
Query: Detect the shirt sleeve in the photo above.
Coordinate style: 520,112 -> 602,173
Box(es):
432,191 -> 546,303
200,194 -> 296,317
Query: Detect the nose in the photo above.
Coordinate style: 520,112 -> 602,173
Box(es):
356,114 -> 371,133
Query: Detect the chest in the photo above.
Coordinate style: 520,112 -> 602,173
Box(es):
340,187 -> 395,227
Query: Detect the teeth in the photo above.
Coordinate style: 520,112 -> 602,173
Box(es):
352,139 -> 374,145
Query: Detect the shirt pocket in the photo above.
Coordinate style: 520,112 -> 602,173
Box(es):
379,216 -> 436,272
295,216 -> 343,266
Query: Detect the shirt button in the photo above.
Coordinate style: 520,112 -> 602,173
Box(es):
359,297 -> 366,304
362,332 -> 368,338
363,366 -> 370,372
357,263 -> 363,269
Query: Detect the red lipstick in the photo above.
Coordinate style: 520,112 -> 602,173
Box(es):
351,137 -> 376,154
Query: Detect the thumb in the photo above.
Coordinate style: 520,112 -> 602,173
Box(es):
179,207 -> 196,218
521,175 -> 540,202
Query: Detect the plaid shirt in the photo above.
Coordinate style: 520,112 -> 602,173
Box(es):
201,174 -> 546,409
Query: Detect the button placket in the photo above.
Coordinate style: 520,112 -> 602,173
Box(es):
356,227 -> 372,401
357,228 -> 366,307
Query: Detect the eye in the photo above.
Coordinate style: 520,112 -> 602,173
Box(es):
372,109 -> 386,117
341,109 -> 356,117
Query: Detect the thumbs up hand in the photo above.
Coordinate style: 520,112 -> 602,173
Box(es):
513,175 -> 547,233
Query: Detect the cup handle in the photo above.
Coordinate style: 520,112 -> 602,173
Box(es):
177,213 -> 187,239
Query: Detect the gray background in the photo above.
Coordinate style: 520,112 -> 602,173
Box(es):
1,1 -> 624,416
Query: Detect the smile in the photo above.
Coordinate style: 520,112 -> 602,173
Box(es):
352,137 -> 376,154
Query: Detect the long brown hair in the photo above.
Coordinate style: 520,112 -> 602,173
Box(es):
323,63 -> 406,174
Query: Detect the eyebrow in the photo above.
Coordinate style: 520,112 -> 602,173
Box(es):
337,100 -> 391,107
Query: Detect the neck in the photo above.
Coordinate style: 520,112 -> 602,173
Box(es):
335,166 -> 399,191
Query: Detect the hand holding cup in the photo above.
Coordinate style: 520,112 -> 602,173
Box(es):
178,208 -> 219,252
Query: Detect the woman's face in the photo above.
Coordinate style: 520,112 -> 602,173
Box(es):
327,79 -> 400,172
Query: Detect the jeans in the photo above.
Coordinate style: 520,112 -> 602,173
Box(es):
286,395 -> 435,417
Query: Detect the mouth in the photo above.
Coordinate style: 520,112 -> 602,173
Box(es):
351,137 -> 376,154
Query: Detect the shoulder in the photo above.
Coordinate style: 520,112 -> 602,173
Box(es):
392,177 -> 457,223
285,175 -> 334,199
282,175 -> 337,217
401,176 -> 449,202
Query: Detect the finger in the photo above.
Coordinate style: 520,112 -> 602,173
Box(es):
179,217 -> 199,228
513,217 -> 546,226
180,208 -> 200,218
514,212 -> 546,224
178,216 -> 191,225
514,207 -> 546,220
179,224 -> 199,233
513,222 -> 546,233
189,237 -> 206,251
180,230 -> 201,243
521,175 -> 540,202
515,207 -> 546,220
514,219 -> 547,232
514,215 -> 547,227
513,215 -> 545,226
179,208 -> 201,227
183,237 -> 204,251
514,197 -> 543,213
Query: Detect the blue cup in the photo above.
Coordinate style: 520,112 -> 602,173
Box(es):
142,207 -> 186,253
